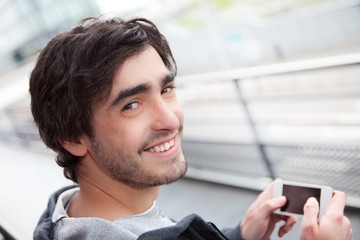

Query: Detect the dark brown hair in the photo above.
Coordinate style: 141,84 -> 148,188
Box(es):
29,17 -> 176,182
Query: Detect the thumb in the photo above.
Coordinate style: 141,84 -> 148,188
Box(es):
303,197 -> 319,220
263,196 -> 287,216
301,197 -> 319,236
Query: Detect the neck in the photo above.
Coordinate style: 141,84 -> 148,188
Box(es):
67,159 -> 160,221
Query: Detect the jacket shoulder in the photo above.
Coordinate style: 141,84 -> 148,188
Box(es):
33,185 -> 78,240
138,214 -> 243,240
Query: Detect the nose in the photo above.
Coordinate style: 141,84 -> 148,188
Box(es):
150,97 -> 181,132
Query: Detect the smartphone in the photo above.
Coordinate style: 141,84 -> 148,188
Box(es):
272,180 -> 333,217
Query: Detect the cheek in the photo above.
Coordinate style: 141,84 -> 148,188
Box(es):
93,118 -> 140,149
120,118 -> 148,146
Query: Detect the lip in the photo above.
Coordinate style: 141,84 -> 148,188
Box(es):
144,131 -> 178,150
144,136 -> 179,158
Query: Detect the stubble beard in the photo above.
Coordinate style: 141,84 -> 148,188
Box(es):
90,125 -> 187,189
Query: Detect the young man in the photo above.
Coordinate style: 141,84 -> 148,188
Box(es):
30,17 -> 352,240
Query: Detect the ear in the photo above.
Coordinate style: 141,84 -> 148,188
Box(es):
60,137 -> 88,157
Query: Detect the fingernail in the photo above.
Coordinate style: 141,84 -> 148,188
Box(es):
277,196 -> 286,205
306,197 -> 318,206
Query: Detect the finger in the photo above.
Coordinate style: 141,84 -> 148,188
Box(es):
278,216 -> 297,237
301,197 -> 319,236
349,227 -> 353,240
250,179 -> 282,210
325,190 -> 346,214
303,197 -> 319,223
272,213 -> 282,223
259,178 -> 282,200
343,217 -> 353,240
261,196 -> 287,216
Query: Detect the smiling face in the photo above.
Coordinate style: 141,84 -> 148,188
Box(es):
83,46 -> 186,189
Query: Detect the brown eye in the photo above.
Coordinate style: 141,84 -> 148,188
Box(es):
161,86 -> 175,94
122,102 -> 139,112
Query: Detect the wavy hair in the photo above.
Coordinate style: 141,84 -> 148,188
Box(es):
29,17 -> 176,182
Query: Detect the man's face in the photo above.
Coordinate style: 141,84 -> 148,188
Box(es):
86,46 -> 186,189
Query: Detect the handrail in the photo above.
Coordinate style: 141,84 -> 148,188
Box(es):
177,52 -> 360,208
0,215 -> 26,240
177,52 -> 360,180
176,52 -> 360,85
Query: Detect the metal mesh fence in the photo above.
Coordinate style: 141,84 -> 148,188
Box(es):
183,139 -> 360,198
183,140 -> 270,178
266,143 -> 360,197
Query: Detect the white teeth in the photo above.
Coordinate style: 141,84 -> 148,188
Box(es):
147,139 -> 175,153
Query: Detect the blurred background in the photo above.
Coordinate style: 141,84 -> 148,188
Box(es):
0,0 -> 359,239
1,0 -> 360,74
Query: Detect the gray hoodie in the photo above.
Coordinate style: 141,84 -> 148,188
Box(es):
34,185 -> 243,240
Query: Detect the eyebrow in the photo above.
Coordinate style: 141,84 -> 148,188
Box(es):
110,83 -> 150,107
110,73 -> 175,108
162,73 -> 175,88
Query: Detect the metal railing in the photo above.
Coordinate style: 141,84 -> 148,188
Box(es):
177,52 -> 360,208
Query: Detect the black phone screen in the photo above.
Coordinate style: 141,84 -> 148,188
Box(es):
281,184 -> 321,214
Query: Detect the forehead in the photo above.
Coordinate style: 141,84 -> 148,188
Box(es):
111,46 -> 169,95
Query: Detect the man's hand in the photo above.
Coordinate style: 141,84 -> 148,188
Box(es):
300,191 -> 353,240
240,180 -> 297,240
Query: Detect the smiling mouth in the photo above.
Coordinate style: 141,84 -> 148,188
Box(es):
145,138 -> 175,153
